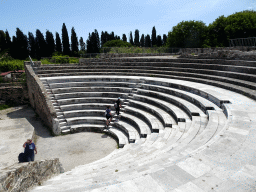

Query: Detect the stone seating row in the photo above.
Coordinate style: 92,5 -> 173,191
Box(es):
41,77 -> 218,147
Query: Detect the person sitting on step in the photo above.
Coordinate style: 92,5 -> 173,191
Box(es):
105,106 -> 112,127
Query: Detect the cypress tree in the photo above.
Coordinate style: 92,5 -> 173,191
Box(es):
122,34 -> 127,42
35,29 -> 47,59
0,30 -> 6,52
15,28 -> 28,59
5,30 -> 11,51
151,26 -> 157,47
55,32 -> 62,54
46,30 -> 55,57
86,33 -> 92,53
71,27 -> 78,56
140,34 -> 145,47
10,36 -> 18,58
129,31 -> 134,45
62,23 -> 70,55
28,32 -> 36,58
163,34 -> 167,46
87,30 -> 100,53
156,35 -> 162,47
79,37 -> 85,51
101,31 -> 106,47
134,29 -> 140,46
145,34 -> 151,47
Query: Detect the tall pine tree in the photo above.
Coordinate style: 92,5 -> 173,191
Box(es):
140,34 -> 145,47
122,34 -> 127,42
5,30 -> 11,51
0,30 -> 6,52
145,34 -> 151,47
15,28 -> 28,59
71,27 -> 78,56
79,37 -> 85,51
129,31 -> 134,45
151,26 -> 157,47
156,35 -> 162,47
28,32 -> 36,58
35,29 -> 47,59
87,30 -> 100,53
46,30 -> 55,57
163,34 -> 167,46
134,29 -> 140,46
62,23 -> 70,55
55,32 -> 62,54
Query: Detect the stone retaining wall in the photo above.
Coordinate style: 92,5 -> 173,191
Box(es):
0,85 -> 29,105
24,61 -> 61,135
99,53 -> 172,58
178,46 -> 256,60
0,159 -> 64,192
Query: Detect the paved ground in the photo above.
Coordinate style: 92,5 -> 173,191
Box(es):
0,105 -> 117,172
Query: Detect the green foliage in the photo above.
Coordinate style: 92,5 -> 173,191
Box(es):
167,20 -> 208,48
41,56 -> 79,64
105,47 -> 171,54
102,40 -> 132,48
0,59 -> 24,72
0,104 -> 12,110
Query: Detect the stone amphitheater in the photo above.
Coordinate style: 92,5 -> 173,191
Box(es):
24,54 -> 256,191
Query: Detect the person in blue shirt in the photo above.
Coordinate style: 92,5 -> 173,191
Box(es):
105,106 -> 112,127
23,139 -> 37,162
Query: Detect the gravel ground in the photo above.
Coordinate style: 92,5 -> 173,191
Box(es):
0,105 -> 117,172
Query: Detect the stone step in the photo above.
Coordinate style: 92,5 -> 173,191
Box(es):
127,99 -> 176,128
56,97 -> 125,105
124,106 -> 164,132
137,88 -> 206,119
51,87 -> 133,94
48,81 -> 137,89
120,113 -> 152,137
54,92 -> 129,100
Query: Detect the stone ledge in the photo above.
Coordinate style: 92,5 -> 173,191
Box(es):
0,159 -> 64,192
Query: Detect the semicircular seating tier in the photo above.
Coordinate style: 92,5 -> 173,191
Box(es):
31,57 -> 256,192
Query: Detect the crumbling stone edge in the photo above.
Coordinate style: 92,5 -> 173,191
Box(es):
0,159 -> 64,192
24,61 -> 61,136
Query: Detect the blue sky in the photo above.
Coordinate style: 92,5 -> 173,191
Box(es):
1,0 -> 255,43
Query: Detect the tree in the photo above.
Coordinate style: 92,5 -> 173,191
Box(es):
87,29 -> 100,53
0,30 -> 6,52
207,15 -> 228,47
129,31 -> 134,45
101,31 -> 108,47
151,26 -> 157,47
140,34 -> 145,47
134,29 -> 140,46
79,37 -> 85,51
102,39 -> 132,47
28,32 -> 36,58
55,32 -> 62,53
71,27 -> 78,56
15,28 -> 28,59
145,34 -> 151,47
62,23 -> 70,55
122,34 -> 127,42
10,36 -> 18,58
163,34 -> 167,46
166,20 -> 207,48
156,35 -> 162,47
35,29 -> 47,59
5,30 -> 11,51
46,30 -> 55,57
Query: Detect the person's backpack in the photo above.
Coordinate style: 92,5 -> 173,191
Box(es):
18,153 -> 27,163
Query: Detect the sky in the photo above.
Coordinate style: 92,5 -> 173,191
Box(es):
0,0 -> 255,43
